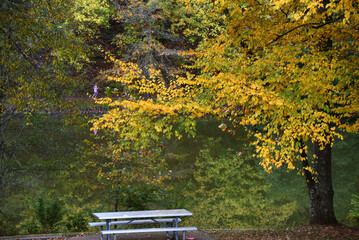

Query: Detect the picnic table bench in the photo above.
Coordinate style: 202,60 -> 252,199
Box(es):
89,209 -> 197,240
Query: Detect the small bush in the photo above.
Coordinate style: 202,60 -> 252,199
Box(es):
65,213 -> 88,232
347,194 -> 359,227
35,195 -> 63,233
0,216 -> 18,236
21,219 -> 40,234
187,138 -> 296,229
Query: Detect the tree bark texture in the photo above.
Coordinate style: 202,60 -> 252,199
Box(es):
304,0 -> 337,224
305,142 -> 338,225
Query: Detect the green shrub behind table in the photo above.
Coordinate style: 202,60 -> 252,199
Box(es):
65,213 -> 89,232
185,138 -> 296,229
347,194 -> 359,227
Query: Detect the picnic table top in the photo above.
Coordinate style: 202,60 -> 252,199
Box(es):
93,209 -> 192,220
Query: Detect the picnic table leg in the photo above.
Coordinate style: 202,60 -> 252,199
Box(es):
175,217 -> 179,240
106,220 -> 111,240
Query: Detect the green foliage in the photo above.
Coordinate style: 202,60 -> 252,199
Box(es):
65,213 -> 88,232
103,0 -> 192,93
161,186 -> 189,210
187,138 -> 296,229
347,194 -> 359,227
90,0 -> 227,215
0,215 -> 18,236
71,0 -> 112,37
262,167 -> 310,226
161,0 -> 225,46
35,195 -> 63,233
0,0 -> 90,110
85,135 -> 170,212
120,185 -> 162,211
332,133 -> 359,221
1,0 -> 357,234
0,116 -> 101,235
20,219 -> 40,235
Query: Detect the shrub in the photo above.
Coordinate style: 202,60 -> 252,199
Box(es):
20,219 -> 40,234
65,213 -> 88,232
347,194 -> 359,227
35,195 -> 63,233
187,138 -> 296,229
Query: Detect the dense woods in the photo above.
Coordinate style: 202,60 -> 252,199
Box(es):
0,0 -> 358,237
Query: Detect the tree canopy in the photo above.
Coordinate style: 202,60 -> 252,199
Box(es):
93,0 -> 359,224
192,0 -> 359,223
195,0 -> 359,170
1,0 -> 358,228
0,0 -> 109,233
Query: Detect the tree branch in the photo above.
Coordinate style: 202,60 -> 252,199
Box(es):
0,28 -> 42,76
300,140 -> 315,188
269,14 -> 344,45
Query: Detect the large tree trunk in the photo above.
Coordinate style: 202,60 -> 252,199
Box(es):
304,0 -> 337,225
304,141 -> 338,225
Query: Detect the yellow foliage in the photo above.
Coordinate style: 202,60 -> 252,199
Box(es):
188,0 -> 359,172
92,0 -> 358,177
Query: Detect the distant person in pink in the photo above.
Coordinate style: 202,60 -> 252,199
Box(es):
92,84 -> 99,98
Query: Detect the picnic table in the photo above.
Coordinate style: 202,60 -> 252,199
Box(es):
89,209 -> 197,240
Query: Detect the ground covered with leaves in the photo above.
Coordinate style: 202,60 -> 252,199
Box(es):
3,225 -> 359,240
210,225 -> 359,240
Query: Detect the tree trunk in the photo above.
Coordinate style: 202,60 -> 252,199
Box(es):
303,0 -> 338,225
305,141 -> 338,225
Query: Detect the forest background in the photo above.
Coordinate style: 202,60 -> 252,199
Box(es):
0,0 -> 358,237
